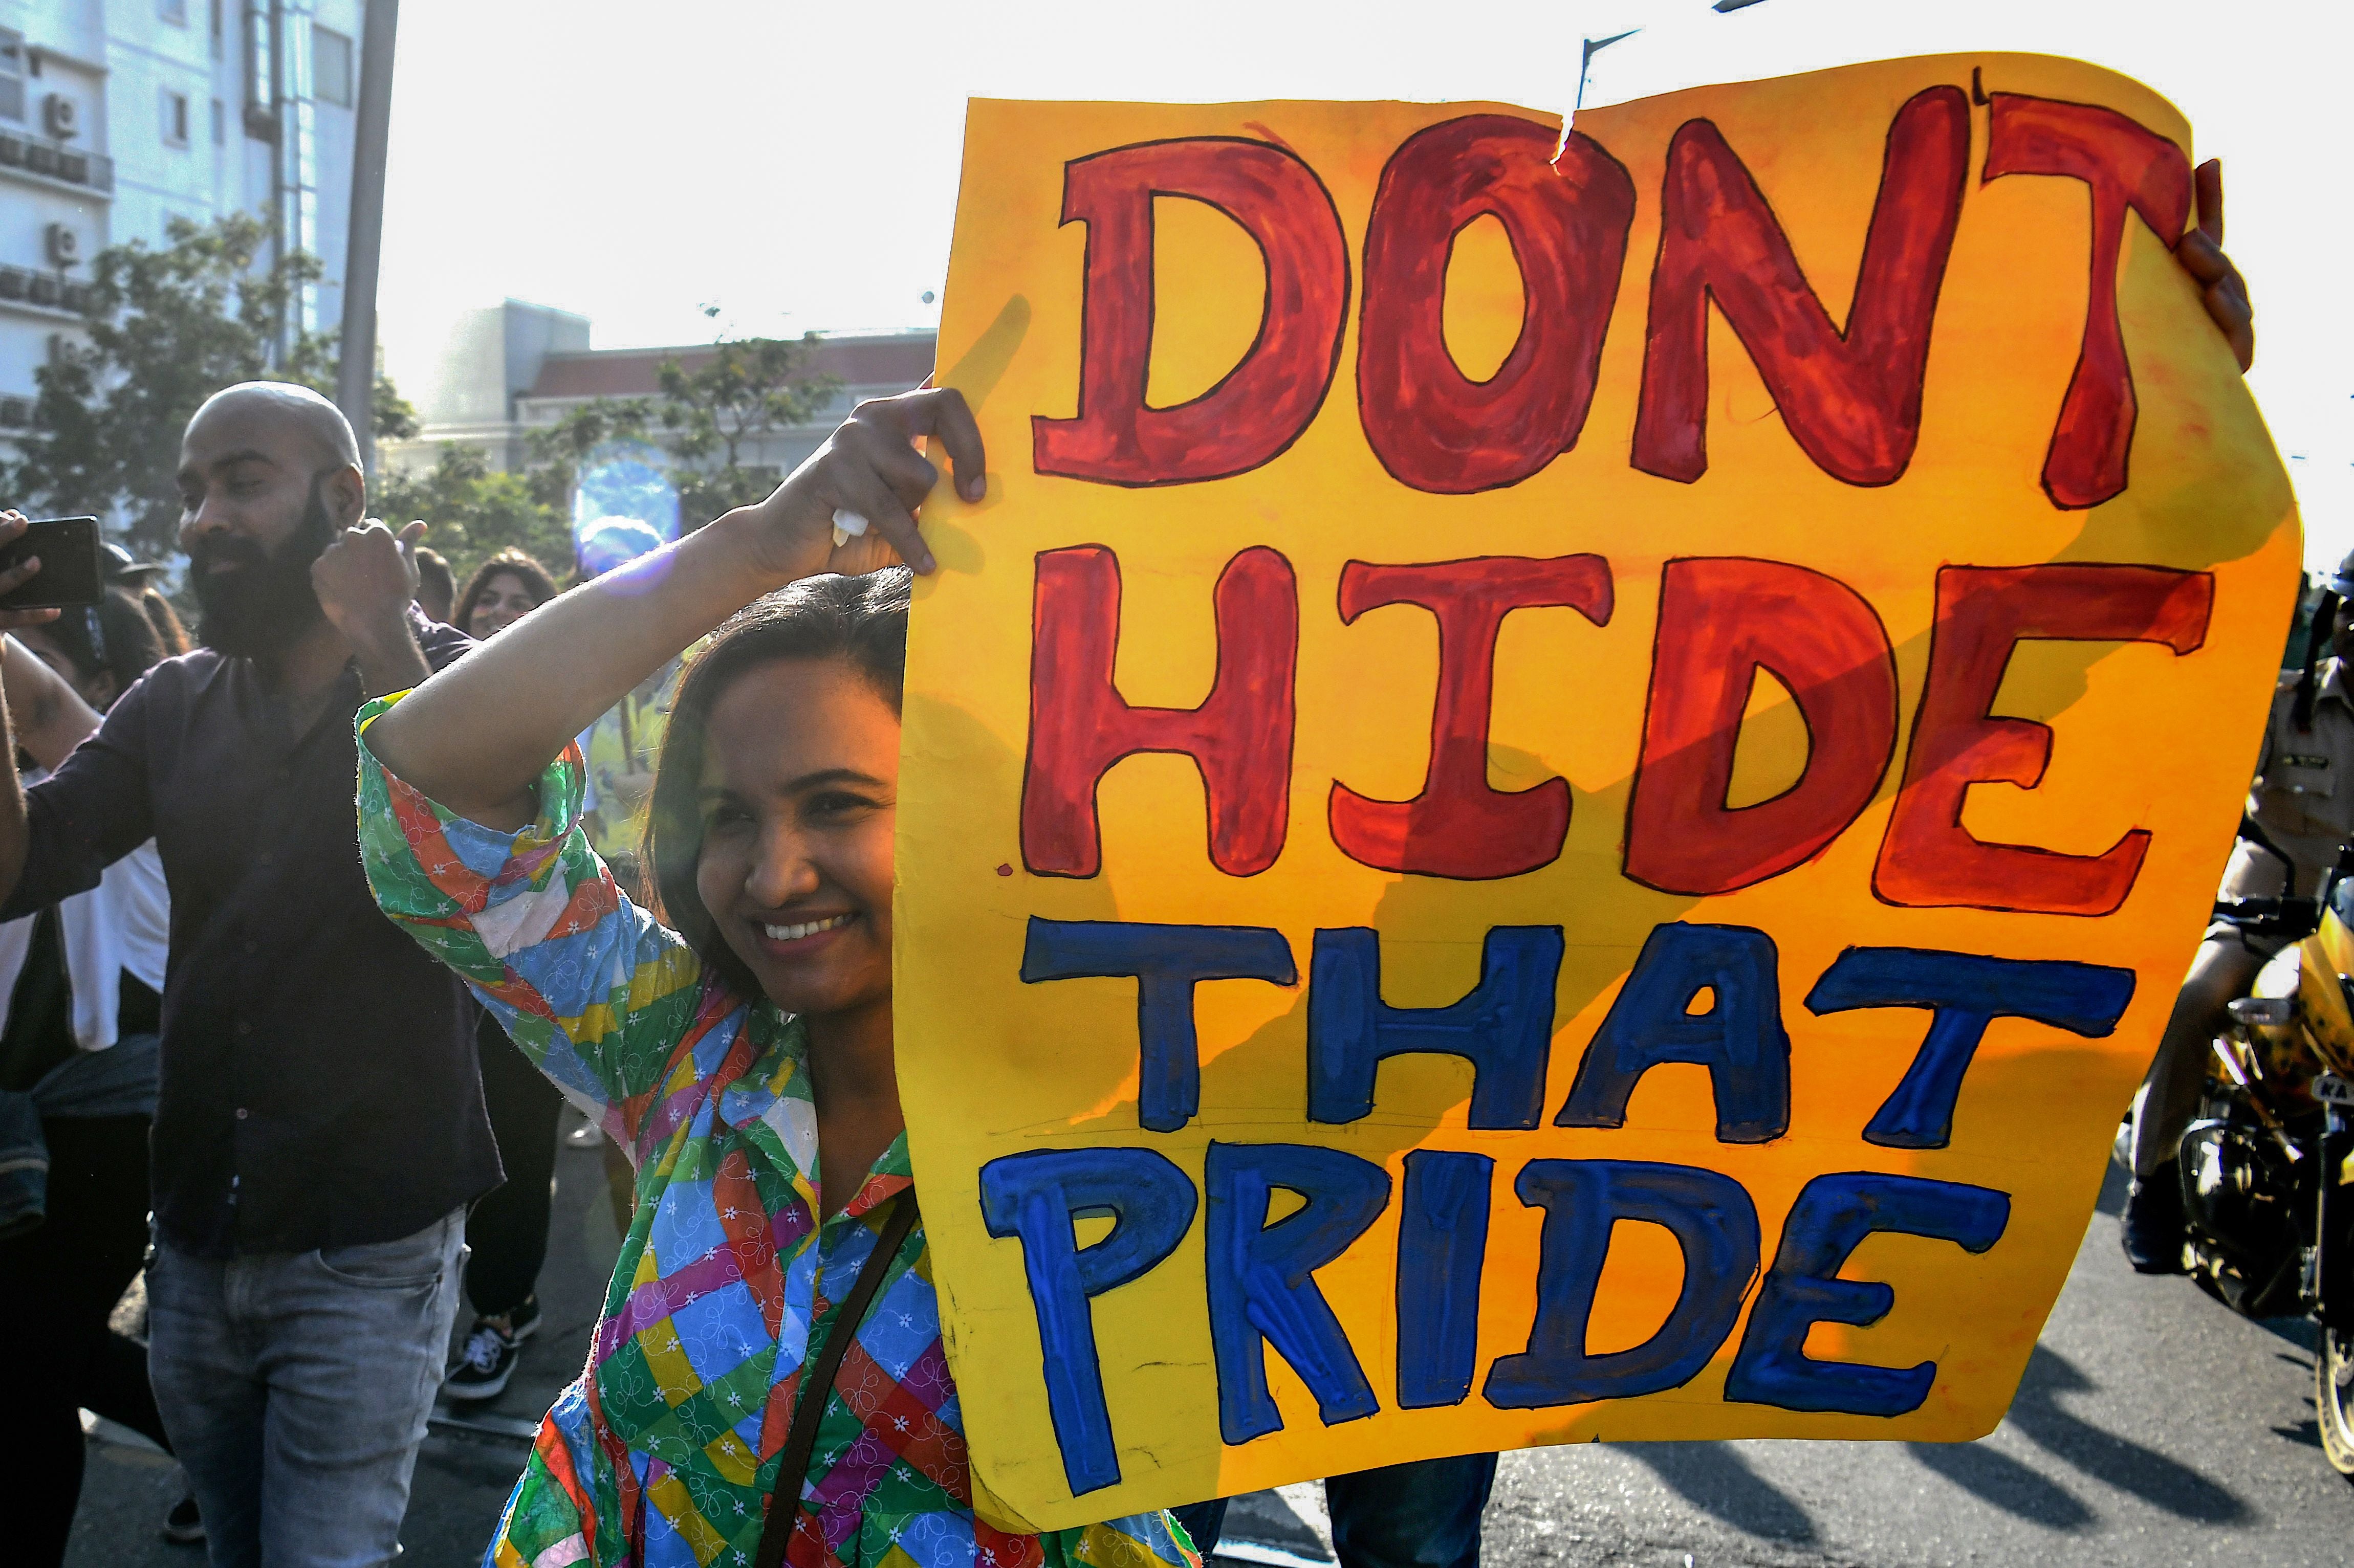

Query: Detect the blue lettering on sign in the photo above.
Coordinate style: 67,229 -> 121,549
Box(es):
1555,923 -> 1791,1142
1803,946 -> 2135,1148
1309,925 -> 1564,1129
1021,917 -> 1298,1133
983,922 -> 2057,1485
1485,1158 -> 1762,1407
1724,1171 -> 2010,1416
1205,1141 -> 1393,1443
978,1146 -> 1198,1494
1394,1149 -> 1494,1408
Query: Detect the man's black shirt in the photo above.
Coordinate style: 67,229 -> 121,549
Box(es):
5,612 -> 500,1254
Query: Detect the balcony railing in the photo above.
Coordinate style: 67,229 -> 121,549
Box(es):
0,128 -> 112,193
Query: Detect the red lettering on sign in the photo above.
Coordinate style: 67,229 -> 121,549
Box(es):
1022,544 -> 1298,878
1355,118 -> 1637,494
1874,563 -> 2214,915
1032,139 -> 1350,487
1981,94 -> 2193,510
1328,556 -> 1613,879
1631,85 -> 1970,488
1624,559 -> 1899,896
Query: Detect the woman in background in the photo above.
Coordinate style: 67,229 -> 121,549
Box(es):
0,580 -> 184,1561
456,548 -> 560,641
96,541 -> 192,661
442,544 -> 572,1403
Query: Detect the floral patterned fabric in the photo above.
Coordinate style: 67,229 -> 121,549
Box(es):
355,695 -> 1199,1568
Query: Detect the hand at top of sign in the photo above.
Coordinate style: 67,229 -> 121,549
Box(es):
2179,158 -> 2252,373
743,387 -> 987,581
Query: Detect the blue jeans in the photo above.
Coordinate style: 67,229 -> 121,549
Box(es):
147,1209 -> 467,1568
1174,1452 -> 1499,1568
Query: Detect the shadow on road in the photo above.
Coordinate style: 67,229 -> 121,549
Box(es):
1620,1441 -> 1817,1542
2271,1420 -> 2323,1451
2006,1344 -> 2249,1522
1906,1441 -> 2094,1529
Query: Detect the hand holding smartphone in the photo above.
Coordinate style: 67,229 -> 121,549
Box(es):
0,513 -> 105,615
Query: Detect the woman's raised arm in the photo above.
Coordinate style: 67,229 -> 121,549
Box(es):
362,388 -> 984,829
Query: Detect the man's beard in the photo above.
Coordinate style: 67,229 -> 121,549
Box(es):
191,483 -> 338,659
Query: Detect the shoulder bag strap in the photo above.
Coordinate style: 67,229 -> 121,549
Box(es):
754,1191 -> 921,1568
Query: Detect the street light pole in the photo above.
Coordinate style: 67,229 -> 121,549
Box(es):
336,0 -> 399,479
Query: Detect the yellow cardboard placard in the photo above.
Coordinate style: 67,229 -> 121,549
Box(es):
896,53 -> 2297,1532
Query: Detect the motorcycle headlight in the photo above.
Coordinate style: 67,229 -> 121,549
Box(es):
2230,996 -> 2300,1028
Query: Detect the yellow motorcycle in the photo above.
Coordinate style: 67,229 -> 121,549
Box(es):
2191,877 -> 2354,1475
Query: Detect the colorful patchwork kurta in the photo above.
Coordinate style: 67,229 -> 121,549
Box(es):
355,698 -> 1200,1568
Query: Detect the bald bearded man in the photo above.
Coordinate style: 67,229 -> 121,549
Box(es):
0,383 -> 498,1567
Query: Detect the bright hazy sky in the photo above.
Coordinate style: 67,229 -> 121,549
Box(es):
378,0 -> 2351,561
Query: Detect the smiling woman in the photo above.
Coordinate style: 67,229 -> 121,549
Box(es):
453,549 -> 559,639
661,581 -> 911,1201
649,573 -> 905,1005
350,386 -> 1201,1568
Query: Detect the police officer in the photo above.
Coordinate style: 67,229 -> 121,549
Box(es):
2124,553 -> 2354,1270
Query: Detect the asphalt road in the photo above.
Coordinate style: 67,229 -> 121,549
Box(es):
66,1149 -> 2354,1566
1472,1160 -> 2354,1567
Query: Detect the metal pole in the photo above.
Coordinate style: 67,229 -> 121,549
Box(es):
335,0 -> 398,478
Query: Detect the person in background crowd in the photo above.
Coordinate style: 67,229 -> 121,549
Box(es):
355,388 -> 1201,1568
0,382 -> 499,1568
0,580 -> 185,1562
456,547 -> 559,641
1169,1460 -> 1499,1568
572,520 -> 682,882
99,540 -> 195,660
441,551 -> 567,1405
569,520 -> 684,1231
2125,559 -> 2354,1268
413,544 -> 456,624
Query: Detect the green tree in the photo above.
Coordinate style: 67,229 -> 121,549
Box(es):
650,324 -> 836,519
525,319 -> 838,529
524,396 -> 655,518
8,212 -> 415,560
286,330 -> 422,443
327,320 -> 835,595
374,443 -> 574,589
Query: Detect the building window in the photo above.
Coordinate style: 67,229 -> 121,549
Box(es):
209,0 -> 224,59
161,0 -> 188,23
313,25 -> 354,107
163,90 -> 189,146
0,31 -> 23,123
210,97 -> 224,145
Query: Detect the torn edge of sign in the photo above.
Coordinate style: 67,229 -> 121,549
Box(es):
1556,28 -> 1639,163
1555,0 -> 1780,162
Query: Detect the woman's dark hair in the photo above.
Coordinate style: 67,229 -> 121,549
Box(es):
135,587 -> 189,659
455,549 -> 559,631
40,585 -> 171,703
644,569 -> 910,999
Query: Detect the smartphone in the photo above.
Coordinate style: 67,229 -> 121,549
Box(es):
0,516 -> 104,611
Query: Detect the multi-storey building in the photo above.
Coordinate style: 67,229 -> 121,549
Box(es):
0,0 -> 364,428
383,297 -> 936,481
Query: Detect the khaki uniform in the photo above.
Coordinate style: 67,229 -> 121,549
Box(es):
581,658 -> 681,862
2216,661 -> 2354,912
